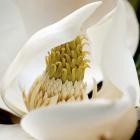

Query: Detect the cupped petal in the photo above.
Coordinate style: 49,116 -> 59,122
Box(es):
101,0 -> 140,106
21,84 -> 137,140
0,0 -> 27,111
124,0 -> 139,55
0,0 -> 27,79
84,7 -> 116,94
88,0 -> 140,106
15,0 -> 117,36
0,124 -> 34,140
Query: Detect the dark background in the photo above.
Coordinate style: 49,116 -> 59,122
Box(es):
129,0 -> 140,82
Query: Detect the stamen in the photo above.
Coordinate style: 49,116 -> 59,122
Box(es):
92,79 -> 97,99
22,35 -> 97,112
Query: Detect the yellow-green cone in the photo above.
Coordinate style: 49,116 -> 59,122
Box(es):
46,35 -> 89,82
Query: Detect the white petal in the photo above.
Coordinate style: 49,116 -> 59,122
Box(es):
101,0 -> 140,106
15,0 -> 116,36
0,0 -> 27,112
88,0 -> 140,106
124,0 -> 139,55
0,0 -> 27,79
21,86 -> 136,140
84,8 -> 116,93
0,124 -> 34,140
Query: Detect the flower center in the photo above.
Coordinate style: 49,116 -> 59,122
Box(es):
22,35 -> 93,112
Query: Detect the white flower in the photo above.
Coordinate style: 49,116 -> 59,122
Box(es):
0,0 -> 139,140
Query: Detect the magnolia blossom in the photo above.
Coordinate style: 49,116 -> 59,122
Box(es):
0,0 -> 139,140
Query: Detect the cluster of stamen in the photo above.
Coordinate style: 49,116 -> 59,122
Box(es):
22,35 -> 90,112
46,35 -> 89,82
